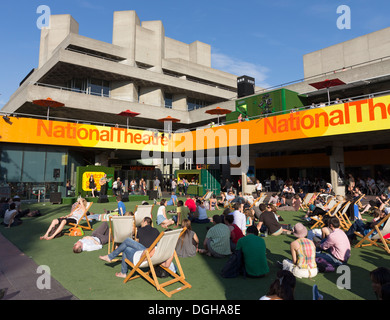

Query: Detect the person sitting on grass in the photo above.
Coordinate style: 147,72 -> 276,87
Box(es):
156,199 -> 175,229
189,199 -> 210,224
282,223 -> 318,279
198,215 -> 231,258
236,225 -> 269,278
256,204 -> 292,236
174,200 -> 189,227
39,197 -> 88,240
259,270 -> 296,300
175,219 -> 199,258
315,217 -> 351,268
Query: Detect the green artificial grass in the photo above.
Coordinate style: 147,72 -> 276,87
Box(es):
1,198 -> 389,300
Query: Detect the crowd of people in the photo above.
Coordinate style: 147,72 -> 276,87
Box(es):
2,175 -> 390,300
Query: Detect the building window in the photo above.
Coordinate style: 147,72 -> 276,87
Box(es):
187,98 -> 211,111
164,93 -> 173,109
89,78 -> 110,97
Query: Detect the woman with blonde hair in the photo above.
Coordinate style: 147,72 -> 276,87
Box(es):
175,219 -> 199,258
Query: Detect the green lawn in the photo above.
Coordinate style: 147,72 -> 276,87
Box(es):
1,198 -> 389,300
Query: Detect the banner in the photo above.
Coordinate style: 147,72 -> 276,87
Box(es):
0,118 -> 168,151
1,95 -> 390,152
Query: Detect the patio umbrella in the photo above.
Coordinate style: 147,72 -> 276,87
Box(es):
157,115 -> 180,132
118,109 -> 140,128
205,106 -> 232,125
32,97 -> 65,120
309,78 -> 346,105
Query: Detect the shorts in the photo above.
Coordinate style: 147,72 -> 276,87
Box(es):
57,217 -> 77,225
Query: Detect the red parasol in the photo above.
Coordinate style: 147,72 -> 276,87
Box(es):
157,115 -> 180,123
32,97 -> 65,120
309,78 -> 346,104
118,109 -> 140,128
205,106 -> 232,124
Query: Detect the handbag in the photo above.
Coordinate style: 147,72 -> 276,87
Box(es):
68,226 -> 84,237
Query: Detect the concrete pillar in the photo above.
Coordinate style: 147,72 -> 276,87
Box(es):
39,15 -> 79,68
189,41 -> 211,67
141,20 -> 165,73
172,94 -> 187,111
329,143 -> 346,196
242,157 -> 256,195
139,86 -> 164,107
110,81 -> 138,102
112,11 -> 140,66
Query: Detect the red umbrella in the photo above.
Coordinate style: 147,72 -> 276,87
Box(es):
205,106 -> 232,124
32,97 -> 65,120
157,115 -> 180,123
157,116 -> 180,134
309,78 -> 346,104
118,109 -> 140,128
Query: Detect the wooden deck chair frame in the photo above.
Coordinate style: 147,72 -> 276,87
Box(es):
200,190 -> 213,201
354,214 -> 390,254
133,204 -> 154,239
123,228 -> 192,297
310,200 -> 340,230
68,201 -> 93,231
336,201 -> 352,230
108,215 -> 135,258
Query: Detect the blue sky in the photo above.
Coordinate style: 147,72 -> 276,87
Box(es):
1,0 -> 390,108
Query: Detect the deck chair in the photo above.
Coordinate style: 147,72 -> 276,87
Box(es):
354,214 -> 390,254
302,193 -> 318,210
108,215 -> 135,257
133,204 -> 154,239
310,199 -> 340,229
335,201 -> 351,230
301,193 -> 314,209
250,193 -> 266,208
123,228 -> 192,297
200,190 -> 213,201
68,201 -> 93,231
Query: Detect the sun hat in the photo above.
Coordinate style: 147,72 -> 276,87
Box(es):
293,223 -> 308,238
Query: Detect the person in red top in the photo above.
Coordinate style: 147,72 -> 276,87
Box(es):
224,214 -> 244,250
185,195 -> 197,213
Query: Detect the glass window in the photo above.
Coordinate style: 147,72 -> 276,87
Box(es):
22,150 -> 46,182
164,93 -> 173,109
90,78 -> 103,96
45,151 -> 66,182
0,148 -> 23,182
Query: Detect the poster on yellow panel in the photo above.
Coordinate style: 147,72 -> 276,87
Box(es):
82,172 -> 106,191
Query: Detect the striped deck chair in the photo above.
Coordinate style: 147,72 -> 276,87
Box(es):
123,228 -> 192,297
310,199 -> 340,229
302,193 -> 318,210
354,213 -> 390,254
108,215 -> 135,258
335,201 -> 352,230
133,204 -> 154,239
68,201 -> 93,231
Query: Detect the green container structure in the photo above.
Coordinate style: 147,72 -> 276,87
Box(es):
175,169 -> 221,197
226,88 -> 307,123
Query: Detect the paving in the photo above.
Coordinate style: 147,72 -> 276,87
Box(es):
0,232 -> 78,300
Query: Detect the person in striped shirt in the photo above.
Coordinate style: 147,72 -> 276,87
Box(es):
282,223 -> 318,279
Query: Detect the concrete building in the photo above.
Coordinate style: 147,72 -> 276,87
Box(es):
2,10 -> 390,200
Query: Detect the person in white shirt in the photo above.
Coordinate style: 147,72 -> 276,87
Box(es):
232,203 -> 246,234
255,180 -> 263,197
73,222 -> 110,253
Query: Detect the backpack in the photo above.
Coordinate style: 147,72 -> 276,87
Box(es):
68,226 -> 84,237
221,249 -> 246,278
315,257 -> 335,273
